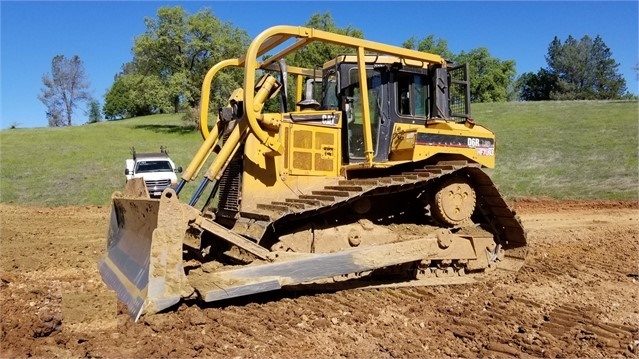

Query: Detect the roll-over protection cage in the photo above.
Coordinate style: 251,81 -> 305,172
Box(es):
175,25 -> 469,203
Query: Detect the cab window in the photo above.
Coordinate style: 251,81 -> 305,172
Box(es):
321,72 -> 339,110
135,160 -> 173,173
345,68 -> 383,158
396,72 -> 429,117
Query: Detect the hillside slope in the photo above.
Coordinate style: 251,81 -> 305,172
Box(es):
474,100 -> 638,200
1,101 -> 637,206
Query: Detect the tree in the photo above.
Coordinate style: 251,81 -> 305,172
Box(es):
131,6 -> 249,111
402,35 -> 454,60
39,55 -> 91,126
103,74 -> 171,119
46,108 -> 65,127
455,48 -> 516,102
86,99 -> 102,123
402,35 -> 516,102
516,69 -> 557,101
287,12 -> 364,69
519,35 -> 627,100
103,6 -> 250,123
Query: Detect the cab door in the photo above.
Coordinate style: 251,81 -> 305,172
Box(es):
342,66 -> 389,163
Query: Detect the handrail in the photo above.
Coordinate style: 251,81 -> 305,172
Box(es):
178,59 -> 242,184
198,58 -> 242,139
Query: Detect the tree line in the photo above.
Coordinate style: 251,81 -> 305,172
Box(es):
39,6 -> 633,127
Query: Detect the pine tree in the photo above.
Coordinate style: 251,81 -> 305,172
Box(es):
520,35 -> 627,100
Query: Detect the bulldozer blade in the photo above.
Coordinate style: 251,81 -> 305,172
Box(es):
98,180 -> 196,321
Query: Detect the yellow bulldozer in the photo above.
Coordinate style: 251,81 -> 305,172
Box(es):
99,25 -> 527,321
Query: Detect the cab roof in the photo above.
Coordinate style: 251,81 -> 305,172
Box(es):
133,153 -> 171,160
323,55 -> 436,71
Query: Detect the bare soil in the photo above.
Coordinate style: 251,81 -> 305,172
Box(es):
1,200 -> 638,358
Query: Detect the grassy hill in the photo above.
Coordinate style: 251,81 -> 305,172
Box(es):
0,115 -> 203,206
473,100 -> 638,200
1,100 -> 637,207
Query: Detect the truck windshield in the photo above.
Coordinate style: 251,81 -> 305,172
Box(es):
135,160 -> 173,173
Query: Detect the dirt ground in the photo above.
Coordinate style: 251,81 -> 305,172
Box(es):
0,199 -> 637,358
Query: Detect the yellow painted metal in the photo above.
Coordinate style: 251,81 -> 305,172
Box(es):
181,127 -> 220,182
243,43 -> 283,153
356,46 -> 374,165
228,87 -> 244,102
184,25 -> 452,184
179,59 -> 242,182
285,65 -> 318,77
324,55 -> 437,71
240,132 -> 343,213
293,26 -> 445,65
260,62 -> 317,77
239,134 -> 288,212
255,34 -> 290,57
389,128 -> 418,161
203,121 -> 247,181
389,122 -> 496,168
199,59 -> 241,139
260,38 -> 313,69
295,75 -> 303,112
99,183 -> 199,321
101,25 -> 511,320
252,75 -> 281,114
285,122 -> 340,176
180,24 -> 492,190
241,25 -> 447,158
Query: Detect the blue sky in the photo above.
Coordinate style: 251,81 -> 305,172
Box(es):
1,1 -> 637,128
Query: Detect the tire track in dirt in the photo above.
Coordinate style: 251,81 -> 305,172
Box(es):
540,303 -> 637,357
1,201 -> 638,358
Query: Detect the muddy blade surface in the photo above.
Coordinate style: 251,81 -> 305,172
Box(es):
98,197 -> 179,321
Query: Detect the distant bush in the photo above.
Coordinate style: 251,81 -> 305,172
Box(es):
181,107 -> 199,130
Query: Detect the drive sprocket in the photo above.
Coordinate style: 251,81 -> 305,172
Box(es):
431,177 -> 476,226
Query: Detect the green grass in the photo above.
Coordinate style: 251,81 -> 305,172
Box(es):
1,101 -> 637,207
0,115 -> 203,206
473,100 -> 638,200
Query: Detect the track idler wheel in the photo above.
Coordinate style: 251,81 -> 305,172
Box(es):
431,178 -> 476,226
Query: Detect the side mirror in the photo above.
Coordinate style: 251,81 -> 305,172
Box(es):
125,169 -> 130,175
177,167 -> 183,173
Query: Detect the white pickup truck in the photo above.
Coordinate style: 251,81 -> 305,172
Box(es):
124,147 -> 182,198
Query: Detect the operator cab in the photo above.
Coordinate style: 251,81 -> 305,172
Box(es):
307,56 -> 471,165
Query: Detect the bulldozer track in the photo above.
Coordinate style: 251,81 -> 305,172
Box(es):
241,160 -> 527,271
